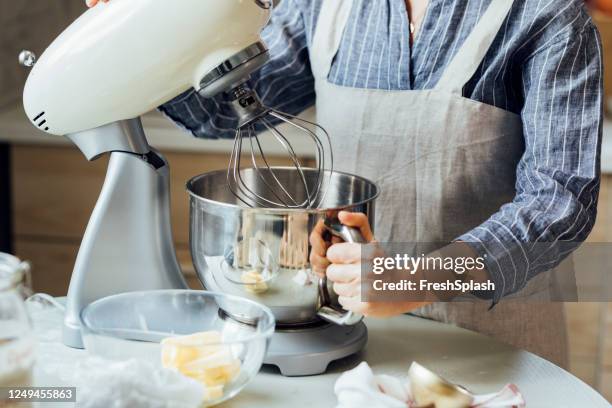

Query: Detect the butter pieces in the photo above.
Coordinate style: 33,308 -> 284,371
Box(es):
241,270 -> 268,293
161,331 -> 241,402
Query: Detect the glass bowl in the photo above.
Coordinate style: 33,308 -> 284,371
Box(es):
80,290 -> 275,406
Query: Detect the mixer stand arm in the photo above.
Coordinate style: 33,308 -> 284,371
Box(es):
63,118 -> 188,348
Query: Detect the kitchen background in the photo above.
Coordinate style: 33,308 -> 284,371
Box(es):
0,0 -> 610,401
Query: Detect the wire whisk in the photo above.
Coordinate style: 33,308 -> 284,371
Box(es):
226,85 -> 333,209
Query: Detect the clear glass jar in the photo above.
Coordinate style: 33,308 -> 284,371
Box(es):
0,253 -> 35,392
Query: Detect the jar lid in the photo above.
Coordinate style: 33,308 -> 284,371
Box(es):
0,253 -> 29,292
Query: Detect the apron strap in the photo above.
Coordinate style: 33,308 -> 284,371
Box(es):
435,0 -> 515,94
310,0 -> 354,81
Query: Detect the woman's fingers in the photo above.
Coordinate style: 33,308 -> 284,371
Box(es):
327,242 -> 362,264
338,211 -> 374,242
327,263 -> 359,283
338,295 -> 362,313
309,220 -> 331,276
333,282 -> 359,297
309,220 -> 328,255
309,216 -> 375,281
310,252 -> 330,277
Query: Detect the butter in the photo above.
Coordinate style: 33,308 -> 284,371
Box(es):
241,270 -> 268,293
161,331 -> 241,402
204,385 -> 224,401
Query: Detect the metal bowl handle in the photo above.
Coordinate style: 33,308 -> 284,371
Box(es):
323,220 -> 367,244
316,220 -> 367,326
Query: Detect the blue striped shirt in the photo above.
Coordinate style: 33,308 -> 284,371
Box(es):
160,0 -> 603,302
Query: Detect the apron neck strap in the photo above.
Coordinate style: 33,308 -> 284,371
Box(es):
310,0 -> 354,80
435,0 -> 515,94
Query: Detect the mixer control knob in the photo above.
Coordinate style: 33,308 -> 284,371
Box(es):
18,50 -> 36,67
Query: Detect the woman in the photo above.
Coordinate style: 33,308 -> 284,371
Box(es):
88,0 -> 602,367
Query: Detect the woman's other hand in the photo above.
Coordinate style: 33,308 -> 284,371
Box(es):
309,211 -> 374,277
311,211 -> 429,317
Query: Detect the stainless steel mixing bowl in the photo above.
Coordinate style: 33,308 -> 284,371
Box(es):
187,167 -> 379,327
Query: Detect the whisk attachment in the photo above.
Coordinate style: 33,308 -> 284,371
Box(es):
226,84 -> 333,209
194,41 -> 333,209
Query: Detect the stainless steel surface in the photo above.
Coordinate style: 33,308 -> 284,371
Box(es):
67,118 -> 151,160
324,220 -> 367,244
228,86 -> 268,127
227,95 -> 333,209
408,362 -> 474,408
198,42 -> 270,98
63,140 -> 188,348
187,167 -> 378,326
18,50 -> 36,67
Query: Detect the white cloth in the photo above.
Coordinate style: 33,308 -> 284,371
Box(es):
72,358 -> 204,408
334,362 -> 525,408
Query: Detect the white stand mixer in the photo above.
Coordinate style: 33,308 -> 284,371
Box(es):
20,0 -> 368,376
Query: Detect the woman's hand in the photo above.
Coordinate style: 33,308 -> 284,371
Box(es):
86,0 -> 109,7
310,211 -> 429,317
309,211 -> 374,277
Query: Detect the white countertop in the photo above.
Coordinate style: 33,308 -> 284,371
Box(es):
30,306 -> 609,408
2,104 -> 612,173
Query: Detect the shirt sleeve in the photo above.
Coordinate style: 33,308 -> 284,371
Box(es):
158,0 -> 316,139
458,19 -> 603,303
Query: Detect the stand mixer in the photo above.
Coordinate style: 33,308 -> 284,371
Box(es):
20,0 -> 376,376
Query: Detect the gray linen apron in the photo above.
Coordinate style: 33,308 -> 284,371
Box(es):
310,0 -> 568,367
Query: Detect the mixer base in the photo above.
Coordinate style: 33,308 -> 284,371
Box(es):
263,321 -> 367,376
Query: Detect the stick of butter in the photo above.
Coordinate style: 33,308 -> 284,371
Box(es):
161,331 -> 241,402
241,270 -> 268,293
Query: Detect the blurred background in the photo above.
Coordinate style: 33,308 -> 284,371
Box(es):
0,0 -> 610,400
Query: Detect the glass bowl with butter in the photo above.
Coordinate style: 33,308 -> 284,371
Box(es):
80,290 -> 275,406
